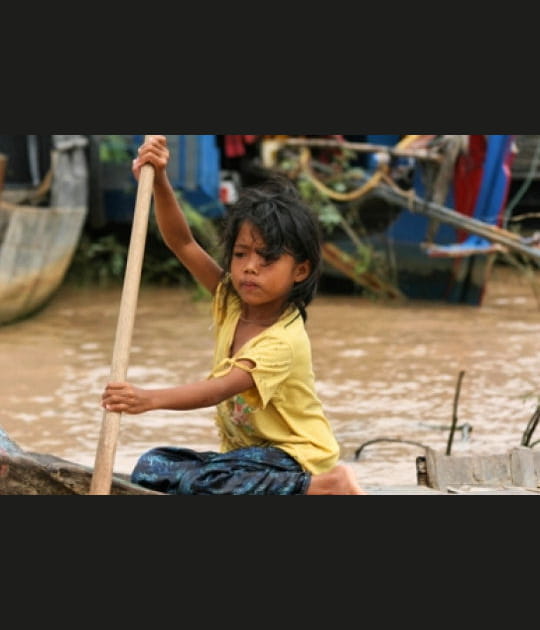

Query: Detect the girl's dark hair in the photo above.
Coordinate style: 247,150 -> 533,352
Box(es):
220,174 -> 322,321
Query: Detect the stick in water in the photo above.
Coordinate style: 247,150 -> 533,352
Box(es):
89,137 -> 155,495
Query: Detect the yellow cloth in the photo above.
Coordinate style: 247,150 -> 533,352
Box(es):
209,281 -> 340,474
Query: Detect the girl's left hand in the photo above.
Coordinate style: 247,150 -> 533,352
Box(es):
132,135 -> 169,181
102,381 -> 152,415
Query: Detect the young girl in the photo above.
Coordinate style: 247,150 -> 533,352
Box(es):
101,135 -> 366,495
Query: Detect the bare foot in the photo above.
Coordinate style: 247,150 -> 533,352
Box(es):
306,463 -> 369,495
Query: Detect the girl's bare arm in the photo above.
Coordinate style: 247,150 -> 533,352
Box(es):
102,364 -> 255,415
134,135 -> 224,295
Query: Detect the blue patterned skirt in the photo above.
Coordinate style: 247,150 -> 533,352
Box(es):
131,445 -> 311,495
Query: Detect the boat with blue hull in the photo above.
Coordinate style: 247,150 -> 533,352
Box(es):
282,134 -> 519,306
399,134 -> 515,305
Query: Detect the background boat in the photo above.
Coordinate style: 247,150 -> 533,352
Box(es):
271,135 -> 521,305
0,135 -> 89,325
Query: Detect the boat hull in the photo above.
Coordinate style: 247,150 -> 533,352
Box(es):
0,424 -> 160,495
0,134 -> 89,325
0,204 -> 86,324
322,135 -> 516,305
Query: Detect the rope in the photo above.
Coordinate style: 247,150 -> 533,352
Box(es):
298,147 -> 386,201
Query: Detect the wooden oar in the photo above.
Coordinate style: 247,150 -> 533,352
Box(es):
89,137 -> 155,495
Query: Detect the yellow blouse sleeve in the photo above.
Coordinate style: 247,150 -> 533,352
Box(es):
236,336 -> 293,409
211,334 -> 293,409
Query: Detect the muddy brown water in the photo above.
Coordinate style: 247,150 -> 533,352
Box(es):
1,264 -> 540,488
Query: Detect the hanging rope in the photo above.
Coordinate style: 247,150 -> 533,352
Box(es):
298,146 -> 386,202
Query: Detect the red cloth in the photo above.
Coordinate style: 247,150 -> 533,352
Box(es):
453,135 -> 486,242
224,135 -> 259,158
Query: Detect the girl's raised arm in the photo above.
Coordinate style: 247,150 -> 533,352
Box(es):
134,135 -> 224,295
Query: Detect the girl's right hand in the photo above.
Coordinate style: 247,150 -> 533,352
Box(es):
132,134 -> 170,181
102,381 -> 153,415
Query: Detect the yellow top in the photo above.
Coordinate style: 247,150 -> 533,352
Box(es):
209,280 -> 340,474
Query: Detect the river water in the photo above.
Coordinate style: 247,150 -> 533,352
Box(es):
1,263 -> 540,488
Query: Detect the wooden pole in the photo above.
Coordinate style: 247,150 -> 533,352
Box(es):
283,137 -> 443,163
376,185 -> 540,265
89,137 -> 155,495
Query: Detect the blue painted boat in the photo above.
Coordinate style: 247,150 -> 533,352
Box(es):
365,134 -> 516,305
293,134 -> 517,305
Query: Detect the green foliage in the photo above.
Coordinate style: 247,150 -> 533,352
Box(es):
66,233 -> 128,286
296,176 -> 343,234
178,195 -> 221,258
99,135 -> 136,164
352,242 -> 373,275
66,191 -> 221,290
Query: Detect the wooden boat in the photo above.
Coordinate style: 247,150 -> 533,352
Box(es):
0,423 -> 160,495
0,135 -> 89,325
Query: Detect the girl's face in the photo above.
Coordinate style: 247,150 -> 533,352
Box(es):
230,221 -> 310,312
